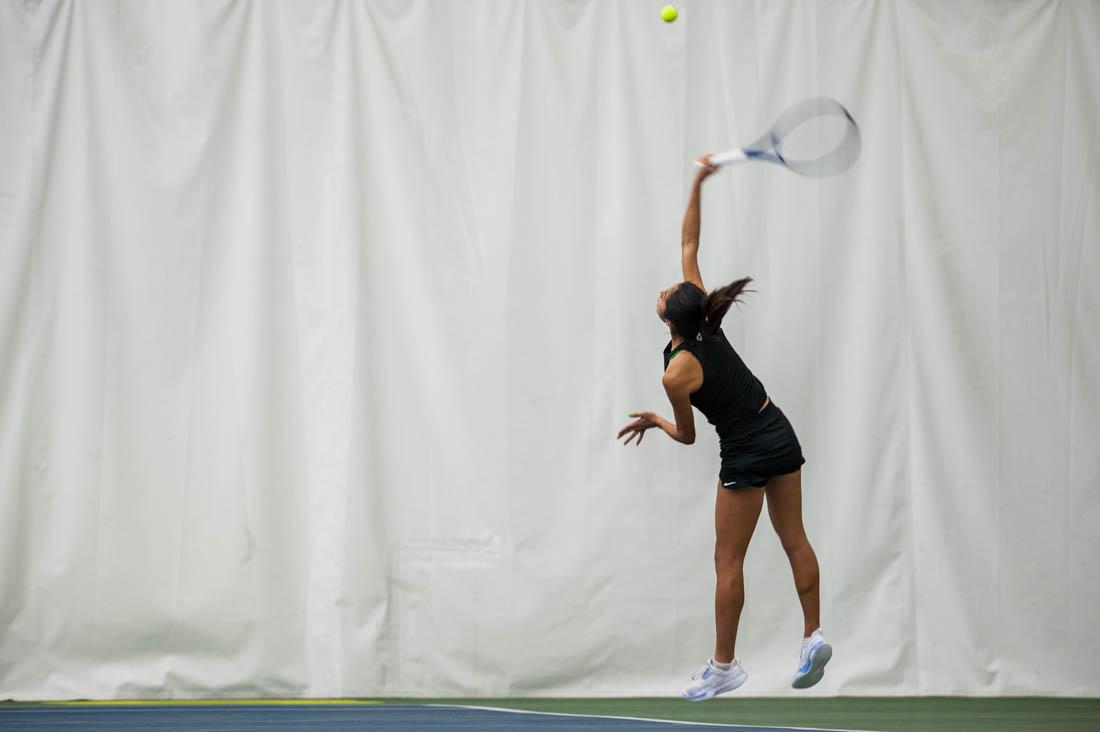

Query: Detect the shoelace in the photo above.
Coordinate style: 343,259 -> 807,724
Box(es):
692,661 -> 737,681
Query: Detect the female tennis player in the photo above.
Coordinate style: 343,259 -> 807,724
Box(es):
618,158 -> 831,700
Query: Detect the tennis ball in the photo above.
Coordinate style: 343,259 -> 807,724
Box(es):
661,5 -> 678,23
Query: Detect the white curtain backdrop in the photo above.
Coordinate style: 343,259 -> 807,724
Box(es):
1,0 -> 1098,700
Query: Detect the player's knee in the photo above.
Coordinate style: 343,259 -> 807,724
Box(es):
777,530 -> 810,557
713,548 -> 745,578
780,536 -> 805,556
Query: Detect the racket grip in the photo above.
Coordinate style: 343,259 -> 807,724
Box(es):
695,149 -> 749,167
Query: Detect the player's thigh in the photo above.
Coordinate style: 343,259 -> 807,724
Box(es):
764,469 -> 808,552
714,482 -> 765,565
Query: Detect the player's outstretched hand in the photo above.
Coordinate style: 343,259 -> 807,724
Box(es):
619,412 -> 660,446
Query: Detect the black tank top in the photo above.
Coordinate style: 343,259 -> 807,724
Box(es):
662,329 -> 768,439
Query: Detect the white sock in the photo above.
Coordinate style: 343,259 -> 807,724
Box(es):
801,628 -> 823,650
709,658 -> 732,671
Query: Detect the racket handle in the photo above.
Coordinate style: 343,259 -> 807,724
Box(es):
695,149 -> 750,168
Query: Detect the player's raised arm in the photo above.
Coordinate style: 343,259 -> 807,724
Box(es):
681,157 -> 718,291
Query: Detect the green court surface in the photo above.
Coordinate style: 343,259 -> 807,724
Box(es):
1,697 -> 1097,731
392,697 -> 1100,732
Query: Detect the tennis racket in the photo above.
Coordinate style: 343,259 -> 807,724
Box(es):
695,97 -> 861,178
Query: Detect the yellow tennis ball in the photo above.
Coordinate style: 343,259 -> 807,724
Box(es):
661,5 -> 678,23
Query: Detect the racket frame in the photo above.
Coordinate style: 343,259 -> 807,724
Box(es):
694,97 -> 860,178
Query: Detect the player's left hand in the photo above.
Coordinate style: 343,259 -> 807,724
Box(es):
618,412 -> 660,446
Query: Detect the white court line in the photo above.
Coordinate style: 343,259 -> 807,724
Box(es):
427,704 -> 882,732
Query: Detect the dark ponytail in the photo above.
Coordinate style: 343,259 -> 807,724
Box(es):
665,277 -> 754,341
700,277 -> 754,337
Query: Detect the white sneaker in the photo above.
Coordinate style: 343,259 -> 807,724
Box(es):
791,629 -> 832,689
681,659 -> 747,701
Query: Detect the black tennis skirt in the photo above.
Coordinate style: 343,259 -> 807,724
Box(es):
717,400 -> 805,489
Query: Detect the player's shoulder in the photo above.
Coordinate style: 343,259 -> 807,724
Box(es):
663,348 -> 701,385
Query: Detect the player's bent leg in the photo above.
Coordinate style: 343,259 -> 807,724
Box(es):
764,470 -> 831,688
765,470 -> 820,633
